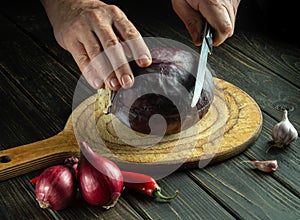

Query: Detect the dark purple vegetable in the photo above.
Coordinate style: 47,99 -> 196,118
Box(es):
35,165 -> 77,210
78,141 -> 124,209
110,47 -> 214,135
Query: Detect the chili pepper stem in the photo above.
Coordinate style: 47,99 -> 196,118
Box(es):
152,188 -> 179,200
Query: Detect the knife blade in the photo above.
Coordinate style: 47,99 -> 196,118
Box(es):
191,22 -> 213,107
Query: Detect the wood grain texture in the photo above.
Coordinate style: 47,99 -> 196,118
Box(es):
0,14 -> 76,131
188,154 -> 300,219
244,112 -> 300,196
0,0 -> 80,75
226,31 -> 300,87
209,44 -> 300,129
74,78 -> 262,172
0,0 -> 299,219
0,130 -> 79,181
122,171 -> 235,220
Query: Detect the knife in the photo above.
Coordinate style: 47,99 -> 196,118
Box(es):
191,21 -> 213,107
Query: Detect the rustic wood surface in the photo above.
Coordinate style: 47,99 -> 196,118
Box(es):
0,0 -> 299,219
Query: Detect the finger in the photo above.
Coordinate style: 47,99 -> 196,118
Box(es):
104,74 -> 122,91
81,31 -> 102,62
103,42 -> 134,90
77,32 -> 104,89
83,50 -> 115,90
171,0 -> 204,46
122,40 -> 133,59
93,8 -> 134,89
67,40 -> 103,89
114,17 -> 152,67
192,0 -> 235,46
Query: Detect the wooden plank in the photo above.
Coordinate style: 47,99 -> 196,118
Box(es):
0,13 -> 92,134
0,178 -> 54,219
0,0 -> 80,75
209,44 -> 300,128
0,176 -> 144,220
187,153 -> 300,219
226,31 -> 300,87
0,70 -> 62,219
244,112 -> 300,196
122,171 -> 235,220
43,192 -> 144,220
119,118 -> 299,219
0,68 -> 57,148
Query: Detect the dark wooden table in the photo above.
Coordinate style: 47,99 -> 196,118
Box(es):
0,0 -> 299,219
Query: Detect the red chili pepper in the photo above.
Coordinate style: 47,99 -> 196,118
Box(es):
121,171 -> 178,200
30,176 -> 39,184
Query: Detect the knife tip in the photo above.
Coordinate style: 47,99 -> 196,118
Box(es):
191,100 -> 197,108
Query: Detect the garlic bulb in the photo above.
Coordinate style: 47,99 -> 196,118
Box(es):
272,109 -> 298,148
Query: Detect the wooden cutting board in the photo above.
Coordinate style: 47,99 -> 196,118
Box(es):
0,78 -> 262,181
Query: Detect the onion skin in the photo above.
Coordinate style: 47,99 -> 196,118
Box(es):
110,47 -> 214,135
35,165 -> 77,210
78,141 -> 124,209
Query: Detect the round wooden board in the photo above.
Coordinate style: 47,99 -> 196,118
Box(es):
72,78 -> 262,173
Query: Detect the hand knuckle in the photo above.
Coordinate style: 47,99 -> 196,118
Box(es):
88,44 -> 101,57
124,27 -> 139,39
107,5 -> 122,16
219,22 -> 233,37
105,38 -> 119,48
76,54 -> 89,68
186,18 -> 198,29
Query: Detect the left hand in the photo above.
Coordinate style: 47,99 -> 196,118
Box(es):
171,0 -> 241,46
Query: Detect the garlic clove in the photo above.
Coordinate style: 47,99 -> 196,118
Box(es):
272,109 -> 298,148
243,160 -> 278,173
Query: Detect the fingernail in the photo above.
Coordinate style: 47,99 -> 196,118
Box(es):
138,55 -> 151,66
110,78 -> 120,89
121,74 -> 133,89
93,78 -> 103,89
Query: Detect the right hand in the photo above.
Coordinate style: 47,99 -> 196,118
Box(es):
171,0 -> 241,46
40,0 -> 152,90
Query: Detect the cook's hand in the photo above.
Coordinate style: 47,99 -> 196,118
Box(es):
171,0 -> 241,46
40,0 -> 152,90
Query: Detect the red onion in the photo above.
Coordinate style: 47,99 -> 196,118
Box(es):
35,165 -> 77,210
78,141 -> 124,209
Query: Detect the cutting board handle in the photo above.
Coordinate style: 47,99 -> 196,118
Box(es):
0,130 -> 79,182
